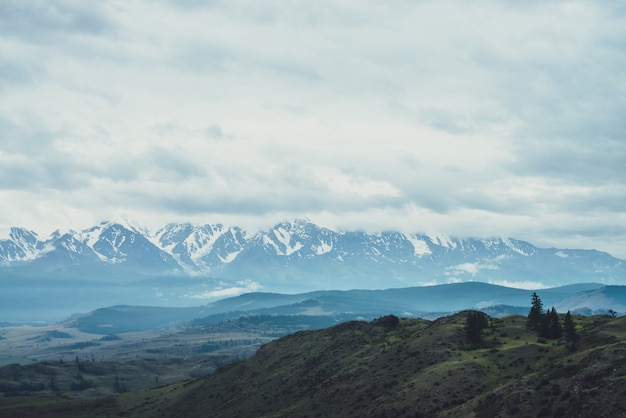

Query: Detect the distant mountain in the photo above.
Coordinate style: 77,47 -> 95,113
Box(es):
1,219 -> 182,278
1,218 -> 624,292
556,285 -> 626,314
69,282 -> 625,334
155,222 -> 247,272
0,227 -> 44,264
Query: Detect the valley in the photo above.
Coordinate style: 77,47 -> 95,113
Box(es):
0,308 -> 362,399
0,321 -> 268,398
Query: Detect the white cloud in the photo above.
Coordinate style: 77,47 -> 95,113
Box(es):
449,263 -> 479,275
447,262 -> 499,276
0,1 -> 625,259
475,300 -> 498,310
186,280 -> 262,299
488,280 -> 548,291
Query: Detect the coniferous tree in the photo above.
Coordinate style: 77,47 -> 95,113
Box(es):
539,311 -> 551,339
538,307 -> 562,339
563,310 -> 578,351
465,310 -> 488,344
527,292 -> 544,331
549,307 -> 562,339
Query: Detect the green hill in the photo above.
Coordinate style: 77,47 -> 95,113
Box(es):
2,312 -> 626,417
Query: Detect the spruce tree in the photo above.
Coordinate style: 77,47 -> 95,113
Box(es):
538,307 -> 562,339
527,292 -> 544,331
549,307 -> 562,339
465,310 -> 488,344
563,310 -> 578,351
539,311 -> 550,339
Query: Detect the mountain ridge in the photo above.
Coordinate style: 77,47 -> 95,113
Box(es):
1,219 -> 624,292
68,282 -> 626,335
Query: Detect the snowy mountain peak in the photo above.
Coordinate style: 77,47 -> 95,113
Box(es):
9,227 -> 39,247
154,223 -> 246,270
49,228 -> 77,241
182,225 -> 225,257
425,232 -> 456,249
0,219 -> 624,289
99,215 -> 150,237
268,225 -> 304,256
0,227 -> 43,264
155,223 -> 195,250
255,219 -> 336,257
502,238 -> 536,256
271,218 -> 315,235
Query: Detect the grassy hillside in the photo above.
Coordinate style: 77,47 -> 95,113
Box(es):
2,312 -> 626,417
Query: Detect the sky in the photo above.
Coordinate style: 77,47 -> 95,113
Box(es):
1,0 -> 626,259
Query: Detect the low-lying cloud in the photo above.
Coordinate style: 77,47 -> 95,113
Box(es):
186,280 -> 263,299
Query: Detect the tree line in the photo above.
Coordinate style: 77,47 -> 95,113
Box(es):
464,292 -> 580,350
527,292 -> 578,350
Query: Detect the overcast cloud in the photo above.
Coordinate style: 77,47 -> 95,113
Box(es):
1,0 -> 625,258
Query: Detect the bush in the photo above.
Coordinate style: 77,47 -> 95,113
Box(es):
509,406 -> 521,415
46,330 -> 72,339
372,315 -> 399,329
99,334 -> 121,341
70,379 -> 95,391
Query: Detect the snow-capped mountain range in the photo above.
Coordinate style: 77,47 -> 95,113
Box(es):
1,218 -> 624,289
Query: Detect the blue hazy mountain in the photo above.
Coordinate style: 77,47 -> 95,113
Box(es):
1,219 -> 624,291
69,282 -> 624,334
1,218 -> 623,323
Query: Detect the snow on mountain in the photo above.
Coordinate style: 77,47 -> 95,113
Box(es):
243,219 -> 338,260
80,217 -> 158,260
155,223 -> 247,271
0,227 -> 44,264
502,238 -> 537,256
33,230 -> 102,267
0,219 -> 624,289
426,233 -> 452,248
0,220 -> 181,275
405,235 -> 432,257
271,224 -> 304,256
86,221 -> 181,272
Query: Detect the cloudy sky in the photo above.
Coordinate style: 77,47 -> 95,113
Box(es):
1,0 -> 625,258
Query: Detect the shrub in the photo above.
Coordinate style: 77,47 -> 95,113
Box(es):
372,315 -> 399,329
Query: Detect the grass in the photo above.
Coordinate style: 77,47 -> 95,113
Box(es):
2,312 -> 626,417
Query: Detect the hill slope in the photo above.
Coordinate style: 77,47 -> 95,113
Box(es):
3,312 -> 626,417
